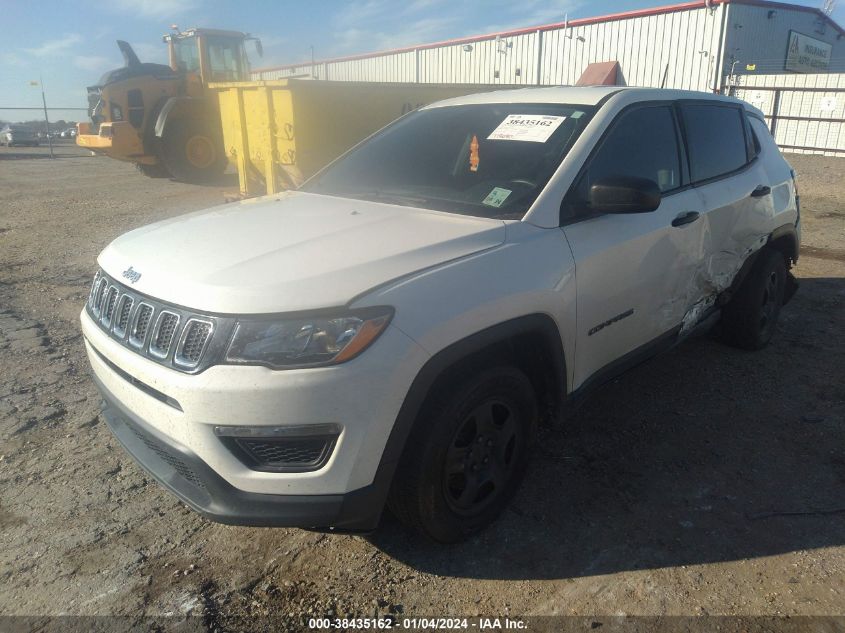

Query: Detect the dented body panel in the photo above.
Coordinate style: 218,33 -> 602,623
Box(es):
563,187 -> 708,387
542,89 -> 799,390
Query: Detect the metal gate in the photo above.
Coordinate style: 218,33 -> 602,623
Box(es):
729,73 -> 845,157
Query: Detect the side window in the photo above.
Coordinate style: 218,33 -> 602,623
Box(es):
574,105 -> 682,203
745,114 -> 762,160
173,40 -> 200,74
749,117 -> 775,153
682,104 -> 749,182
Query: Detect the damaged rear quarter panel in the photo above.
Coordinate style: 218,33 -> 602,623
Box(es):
679,152 -> 796,334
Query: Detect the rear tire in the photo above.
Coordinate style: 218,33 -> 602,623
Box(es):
388,365 -> 537,543
721,248 -> 787,350
160,119 -> 226,184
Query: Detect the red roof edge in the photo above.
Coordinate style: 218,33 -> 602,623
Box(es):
252,0 -> 845,73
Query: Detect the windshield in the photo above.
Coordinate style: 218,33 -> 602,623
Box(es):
301,103 -> 594,219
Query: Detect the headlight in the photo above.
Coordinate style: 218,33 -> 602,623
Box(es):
225,307 -> 393,369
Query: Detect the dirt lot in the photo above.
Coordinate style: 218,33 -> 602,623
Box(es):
1,145 -> 843,628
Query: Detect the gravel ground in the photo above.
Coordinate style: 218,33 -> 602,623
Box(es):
0,145 -> 843,628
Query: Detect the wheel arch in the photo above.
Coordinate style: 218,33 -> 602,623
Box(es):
768,223 -> 800,265
352,314 -> 567,529
727,223 -> 799,297
405,313 -> 567,430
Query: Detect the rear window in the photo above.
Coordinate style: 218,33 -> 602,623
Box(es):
682,104 -> 749,182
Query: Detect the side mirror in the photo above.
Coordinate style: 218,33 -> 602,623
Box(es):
588,176 -> 661,214
255,39 -> 264,57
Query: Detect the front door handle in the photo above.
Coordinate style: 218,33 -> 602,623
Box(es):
671,211 -> 701,227
751,185 -> 771,198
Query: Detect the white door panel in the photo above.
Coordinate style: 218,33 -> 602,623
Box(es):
564,187 -> 706,389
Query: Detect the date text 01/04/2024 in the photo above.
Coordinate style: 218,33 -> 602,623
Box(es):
307,616 -> 528,629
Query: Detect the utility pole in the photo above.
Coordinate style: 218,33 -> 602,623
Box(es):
33,76 -> 54,158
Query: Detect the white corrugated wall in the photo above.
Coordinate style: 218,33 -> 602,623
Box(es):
417,32 -> 538,85
539,6 -> 724,90
328,51 -> 416,82
252,2 -> 845,100
253,4 -> 729,89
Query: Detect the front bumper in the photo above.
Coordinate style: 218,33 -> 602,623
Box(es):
95,373 -> 384,529
82,306 -> 429,527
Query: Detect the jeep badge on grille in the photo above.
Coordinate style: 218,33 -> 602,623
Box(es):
122,266 -> 142,284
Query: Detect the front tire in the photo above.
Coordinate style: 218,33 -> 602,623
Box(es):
721,248 -> 787,350
160,119 -> 226,184
388,365 -> 537,543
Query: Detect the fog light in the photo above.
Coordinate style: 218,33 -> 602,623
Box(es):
214,424 -> 340,473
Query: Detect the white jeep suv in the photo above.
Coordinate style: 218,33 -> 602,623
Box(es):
82,87 -> 799,542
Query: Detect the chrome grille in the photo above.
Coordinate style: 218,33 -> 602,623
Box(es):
100,286 -> 120,327
113,295 -> 134,338
88,271 -> 102,307
90,276 -> 108,317
129,303 -> 154,348
84,270 -> 233,374
175,319 -> 213,369
149,311 -> 180,359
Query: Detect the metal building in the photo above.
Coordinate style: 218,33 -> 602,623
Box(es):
253,0 -> 845,94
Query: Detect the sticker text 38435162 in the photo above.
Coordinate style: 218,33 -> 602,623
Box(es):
487,115 -> 567,143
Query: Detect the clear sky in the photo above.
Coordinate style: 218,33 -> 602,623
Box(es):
2,0 -> 842,123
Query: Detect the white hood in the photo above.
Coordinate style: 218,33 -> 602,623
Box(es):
98,191 -> 506,314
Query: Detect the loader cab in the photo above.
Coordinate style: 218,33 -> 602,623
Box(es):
164,28 -> 259,84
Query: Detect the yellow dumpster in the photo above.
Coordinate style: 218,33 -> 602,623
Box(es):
209,79 -> 501,197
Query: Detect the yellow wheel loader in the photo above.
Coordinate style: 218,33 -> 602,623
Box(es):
77,28 -> 262,183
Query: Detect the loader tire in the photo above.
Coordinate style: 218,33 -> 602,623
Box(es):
135,162 -> 171,178
160,119 -> 226,184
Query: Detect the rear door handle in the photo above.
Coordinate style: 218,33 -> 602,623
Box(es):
751,185 -> 771,198
671,211 -> 700,227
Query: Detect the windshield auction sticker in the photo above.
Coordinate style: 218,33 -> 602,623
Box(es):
487,114 -> 567,142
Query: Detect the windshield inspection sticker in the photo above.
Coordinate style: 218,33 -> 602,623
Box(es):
482,187 -> 512,208
487,114 -> 567,142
